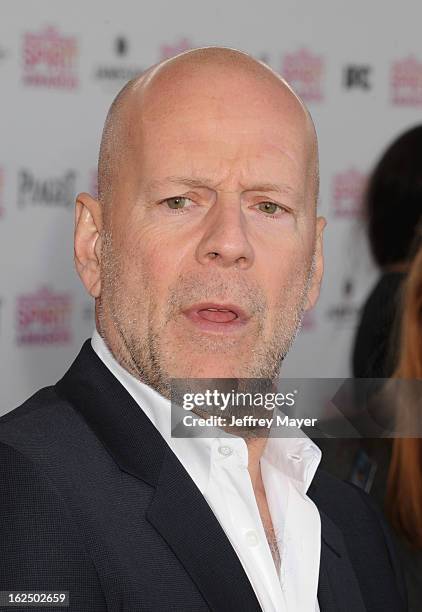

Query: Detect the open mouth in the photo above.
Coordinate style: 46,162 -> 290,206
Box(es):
197,307 -> 238,323
182,302 -> 249,332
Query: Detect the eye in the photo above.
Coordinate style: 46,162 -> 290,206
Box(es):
256,202 -> 284,216
163,196 -> 191,210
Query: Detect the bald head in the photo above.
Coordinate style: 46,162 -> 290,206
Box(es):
97,46 -> 319,211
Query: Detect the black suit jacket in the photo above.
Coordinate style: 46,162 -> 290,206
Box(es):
0,341 -> 408,611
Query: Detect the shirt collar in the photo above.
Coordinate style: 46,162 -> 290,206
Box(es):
91,328 -> 321,496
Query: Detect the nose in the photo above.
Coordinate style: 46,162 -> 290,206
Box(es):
195,194 -> 255,269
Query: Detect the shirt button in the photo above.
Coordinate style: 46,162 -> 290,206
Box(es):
245,530 -> 259,547
218,445 -> 233,457
288,453 -> 302,462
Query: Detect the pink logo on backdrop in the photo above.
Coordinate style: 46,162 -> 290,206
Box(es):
281,48 -> 324,102
331,168 -> 367,218
0,168 -> 4,218
16,286 -> 72,345
22,26 -> 78,89
160,38 -> 193,60
390,55 -> 422,106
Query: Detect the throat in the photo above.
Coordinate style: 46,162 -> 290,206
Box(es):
255,488 -> 281,574
264,521 -> 281,575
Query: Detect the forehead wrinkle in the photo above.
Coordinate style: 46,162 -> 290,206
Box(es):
148,176 -> 297,194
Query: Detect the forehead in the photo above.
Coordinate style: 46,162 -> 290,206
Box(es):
151,119 -> 303,175
146,115 -> 306,182
121,64 -> 314,194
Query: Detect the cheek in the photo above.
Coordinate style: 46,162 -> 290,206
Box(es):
123,224 -> 185,294
258,242 -> 311,309
260,234 -> 309,279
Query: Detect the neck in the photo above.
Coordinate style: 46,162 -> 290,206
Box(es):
246,437 -> 268,492
247,436 -> 281,572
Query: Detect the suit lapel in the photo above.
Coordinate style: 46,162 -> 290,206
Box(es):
56,341 -> 261,612
308,482 -> 367,612
146,446 -> 262,611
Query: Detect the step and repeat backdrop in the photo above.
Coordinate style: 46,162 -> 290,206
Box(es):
1,0 -> 421,412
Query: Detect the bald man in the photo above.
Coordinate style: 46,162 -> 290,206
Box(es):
0,48 -> 407,612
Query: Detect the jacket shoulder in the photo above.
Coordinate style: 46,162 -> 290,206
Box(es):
0,440 -> 106,610
0,385 -> 96,457
310,466 -> 408,611
0,385 -> 71,433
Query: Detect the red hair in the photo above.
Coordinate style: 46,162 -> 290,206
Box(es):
386,244 -> 422,548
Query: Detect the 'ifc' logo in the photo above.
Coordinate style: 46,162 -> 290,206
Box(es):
343,65 -> 372,90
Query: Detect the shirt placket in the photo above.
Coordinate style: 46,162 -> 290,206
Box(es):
205,439 -> 287,612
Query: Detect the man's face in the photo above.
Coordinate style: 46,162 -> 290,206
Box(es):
98,67 -> 324,396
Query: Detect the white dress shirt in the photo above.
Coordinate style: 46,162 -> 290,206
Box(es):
91,329 -> 322,612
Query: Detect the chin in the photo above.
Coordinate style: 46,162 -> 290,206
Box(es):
174,359 -> 244,380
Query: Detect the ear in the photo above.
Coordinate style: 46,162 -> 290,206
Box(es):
74,192 -> 103,298
304,216 -> 326,311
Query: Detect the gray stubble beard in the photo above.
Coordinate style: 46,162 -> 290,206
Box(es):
97,229 -> 316,401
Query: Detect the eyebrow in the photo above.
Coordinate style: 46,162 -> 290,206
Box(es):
146,176 -> 296,196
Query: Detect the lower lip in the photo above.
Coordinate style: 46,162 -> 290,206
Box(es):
182,310 -> 249,334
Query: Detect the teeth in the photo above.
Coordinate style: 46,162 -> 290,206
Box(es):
206,308 -> 229,312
